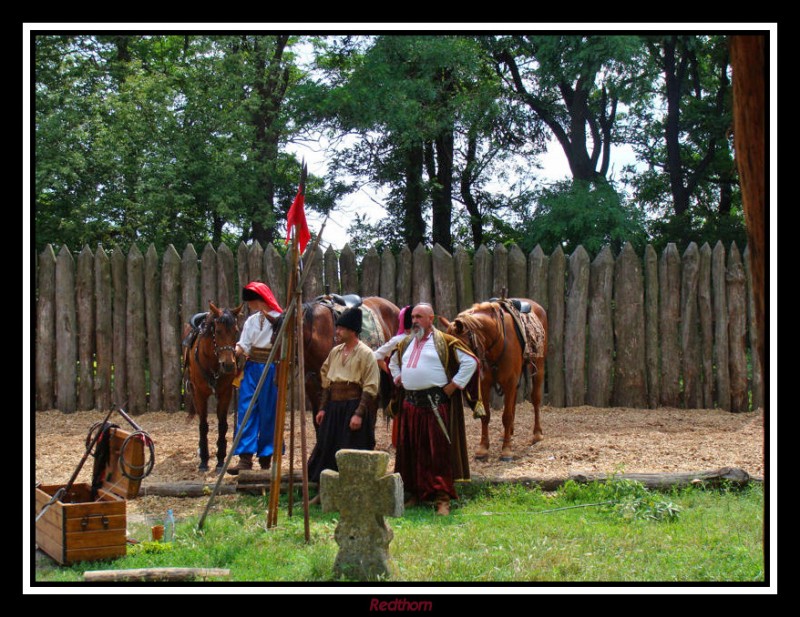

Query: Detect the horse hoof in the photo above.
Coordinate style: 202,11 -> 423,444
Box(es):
500,455 -> 514,462
198,463 -> 209,472
215,465 -> 225,475
475,446 -> 489,461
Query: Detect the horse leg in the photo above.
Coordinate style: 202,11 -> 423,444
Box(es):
196,395 -> 211,472
530,357 -> 545,444
500,383 -> 518,462
475,380 -> 492,460
215,388 -> 233,473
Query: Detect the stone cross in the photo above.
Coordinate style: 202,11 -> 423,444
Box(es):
319,449 -> 404,581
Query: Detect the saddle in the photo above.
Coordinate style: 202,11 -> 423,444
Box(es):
490,297 -> 531,314
182,312 -> 208,349
493,298 -> 545,366
313,295 -> 385,349
315,293 -> 363,309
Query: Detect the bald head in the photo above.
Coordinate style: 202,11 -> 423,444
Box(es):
411,303 -> 435,336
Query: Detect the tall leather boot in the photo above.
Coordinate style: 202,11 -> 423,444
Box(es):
258,455 -> 272,470
226,453 -> 254,476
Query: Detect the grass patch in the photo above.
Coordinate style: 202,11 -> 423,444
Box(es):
33,480 -> 765,584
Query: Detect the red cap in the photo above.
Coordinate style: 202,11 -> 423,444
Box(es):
242,282 -> 283,314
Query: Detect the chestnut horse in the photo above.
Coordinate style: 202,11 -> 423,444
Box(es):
183,302 -> 243,472
443,298 -> 547,461
272,295 -> 400,417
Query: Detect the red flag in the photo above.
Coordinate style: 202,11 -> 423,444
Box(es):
286,163 -> 310,253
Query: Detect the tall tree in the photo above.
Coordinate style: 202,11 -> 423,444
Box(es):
489,35 -> 646,184
624,35 -> 742,248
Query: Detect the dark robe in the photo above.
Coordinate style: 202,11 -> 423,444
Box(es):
393,330 -> 478,500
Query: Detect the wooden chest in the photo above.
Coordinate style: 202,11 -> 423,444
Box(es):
35,426 -> 144,565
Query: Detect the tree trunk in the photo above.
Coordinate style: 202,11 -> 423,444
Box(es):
730,35 -> 766,381
431,131 -> 454,252
403,142 -> 426,249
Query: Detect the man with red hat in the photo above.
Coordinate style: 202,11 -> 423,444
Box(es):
228,281 -> 283,474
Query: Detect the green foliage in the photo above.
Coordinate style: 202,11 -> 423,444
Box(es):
516,179 -> 647,256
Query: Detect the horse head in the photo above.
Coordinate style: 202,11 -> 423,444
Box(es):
207,301 -> 243,375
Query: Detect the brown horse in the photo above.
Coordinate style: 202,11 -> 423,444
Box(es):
272,295 -> 400,417
443,298 -> 548,461
183,302 -> 243,472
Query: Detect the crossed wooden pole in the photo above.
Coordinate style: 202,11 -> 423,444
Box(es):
198,216 -> 327,542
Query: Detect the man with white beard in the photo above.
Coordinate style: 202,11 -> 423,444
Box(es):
389,303 -> 478,515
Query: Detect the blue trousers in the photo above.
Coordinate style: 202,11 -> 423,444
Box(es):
234,361 -> 278,457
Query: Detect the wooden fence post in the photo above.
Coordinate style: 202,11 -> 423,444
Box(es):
339,244 -> 358,295
659,243 -> 681,407
712,241 -> 730,410
361,247 -> 380,297
181,244 -> 199,326
55,245 -> 77,413
76,246 -> 95,411
217,243 -> 235,310
644,245 -> 660,409
727,243 -> 748,412
453,246 -> 474,314
528,245 -> 549,313
380,248 -> 396,305
302,244 -> 324,301
613,242 -> 647,408
412,243 -> 432,306
507,244 -> 527,299
473,244 -> 491,302
681,242 -> 701,409
145,245 -> 163,412
698,243 -> 714,408
264,244 -> 286,309
432,243 -> 457,321
112,248 -> 128,409
94,245 -> 113,411
126,244 -> 147,414
325,245 -> 340,296
395,245 -> 412,310
35,245 -> 56,411
565,246 -> 589,407
491,243 -> 508,299
744,245 -> 764,409
236,242 -> 249,306
161,245 -> 182,412
547,246 -> 566,407
587,246 -> 614,407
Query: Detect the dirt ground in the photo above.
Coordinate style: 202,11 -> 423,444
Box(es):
31,402 -> 765,524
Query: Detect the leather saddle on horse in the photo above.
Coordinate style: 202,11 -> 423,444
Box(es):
182,312 -> 209,349
315,293 -> 363,309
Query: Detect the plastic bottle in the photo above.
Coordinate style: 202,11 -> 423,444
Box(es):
164,509 -> 175,543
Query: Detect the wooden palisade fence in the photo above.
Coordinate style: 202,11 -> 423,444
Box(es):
35,240 -> 763,414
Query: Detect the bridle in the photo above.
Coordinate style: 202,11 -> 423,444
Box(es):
195,312 -> 239,389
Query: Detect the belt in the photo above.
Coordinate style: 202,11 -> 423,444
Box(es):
404,386 -> 448,408
329,381 -> 363,401
248,345 -> 273,364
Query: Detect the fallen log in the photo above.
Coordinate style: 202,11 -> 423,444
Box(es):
137,482 -> 237,498
84,567 -> 230,582
138,468 -> 758,498
474,467 -> 757,491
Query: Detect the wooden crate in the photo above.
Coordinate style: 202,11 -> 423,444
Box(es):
35,426 -> 144,565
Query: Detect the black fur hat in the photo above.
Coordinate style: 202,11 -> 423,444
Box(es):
336,308 -> 362,333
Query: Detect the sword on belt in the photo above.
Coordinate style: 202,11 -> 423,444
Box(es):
427,393 -> 451,444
